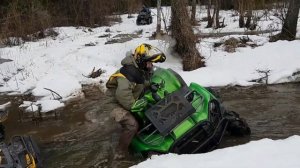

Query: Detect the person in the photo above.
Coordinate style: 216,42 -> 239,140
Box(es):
106,43 -> 166,159
141,5 -> 151,15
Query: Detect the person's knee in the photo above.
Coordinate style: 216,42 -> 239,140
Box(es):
131,119 -> 139,133
123,114 -> 139,133
111,107 -> 128,122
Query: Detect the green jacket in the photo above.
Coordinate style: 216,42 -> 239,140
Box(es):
106,55 -> 149,111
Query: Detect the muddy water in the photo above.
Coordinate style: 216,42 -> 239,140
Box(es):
1,85 -> 121,168
217,82 -> 300,148
1,82 -> 300,167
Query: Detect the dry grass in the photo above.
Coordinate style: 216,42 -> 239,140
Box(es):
214,37 -> 259,53
0,0 -> 134,45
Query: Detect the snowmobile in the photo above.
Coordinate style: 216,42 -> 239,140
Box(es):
136,8 -> 152,25
0,136 -> 42,167
130,68 -> 250,156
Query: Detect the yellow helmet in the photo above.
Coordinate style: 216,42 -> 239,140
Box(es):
134,43 -> 166,64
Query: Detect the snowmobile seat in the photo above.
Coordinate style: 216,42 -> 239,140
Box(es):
145,86 -> 195,136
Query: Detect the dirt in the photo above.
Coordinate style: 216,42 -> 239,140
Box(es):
105,34 -> 140,45
0,82 -> 300,167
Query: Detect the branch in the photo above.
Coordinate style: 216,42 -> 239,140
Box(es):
83,67 -> 106,78
44,88 -> 62,100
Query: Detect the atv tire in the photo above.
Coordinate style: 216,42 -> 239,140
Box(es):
226,111 -> 251,136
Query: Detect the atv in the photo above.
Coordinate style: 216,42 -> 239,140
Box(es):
136,8 -> 152,25
130,68 -> 250,156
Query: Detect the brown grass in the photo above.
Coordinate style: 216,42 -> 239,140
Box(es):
0,0 -> 136,44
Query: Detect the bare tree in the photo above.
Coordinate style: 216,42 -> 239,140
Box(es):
171,0 -> 205,71
191,0 -> 197,25
237,0 -> 245,28
221,0 -> 234,10
245,10 -> 252,28
236,0 -> 255,29
206,0 -> 221,29
127,0 -> 141,18
212,0 -> 220,29
156,0 -> 162,36
270,0 -> 300,41
207,0 -> 213,28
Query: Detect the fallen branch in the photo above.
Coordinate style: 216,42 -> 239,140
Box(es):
249,69 -> 271,85
44,88 -> 62,100
83,67 -> 106,78
196,29 -> 279,38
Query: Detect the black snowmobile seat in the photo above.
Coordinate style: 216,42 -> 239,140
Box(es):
145,86 -> 195,136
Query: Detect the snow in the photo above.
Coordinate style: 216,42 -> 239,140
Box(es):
0,6 -> 300,166
132,136 -> 300,168
0,101 -> 11,111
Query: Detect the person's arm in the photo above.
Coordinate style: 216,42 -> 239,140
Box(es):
115,77 -> 135,111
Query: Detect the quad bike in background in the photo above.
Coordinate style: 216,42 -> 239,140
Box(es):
136,7 -> 153,25
130,68 -> 251,157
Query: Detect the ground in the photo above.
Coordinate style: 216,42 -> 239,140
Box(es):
1,82 -> 299,167
0,6 -> 300,168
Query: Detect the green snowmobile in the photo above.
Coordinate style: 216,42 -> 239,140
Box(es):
130,68 -> 250,156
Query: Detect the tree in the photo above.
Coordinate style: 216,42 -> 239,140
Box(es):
171,0 -> 205,71
207,0 -> 213,28
237,0 -> 245,28
156,0 -> 162,36
191,0 -> 197,25
212,0 -> 220,29
221,0 -> 234,10
206,0 -> 222,29
236,0 -> 255,29
271,0 -> 300,41
127,0 -> 134,18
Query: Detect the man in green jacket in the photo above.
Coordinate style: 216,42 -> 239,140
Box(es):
106,43 -> 166,159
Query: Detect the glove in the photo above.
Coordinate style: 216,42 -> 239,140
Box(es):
131,98 -> 148,112
150,83 -> 160,92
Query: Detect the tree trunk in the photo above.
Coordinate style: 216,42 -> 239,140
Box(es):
245,10 -> 252,28
213,0 -> 220,29
221,0 -> 234,10
171,0 -> 205,71
207,0 -> 213,28
127,0 -> 134,18
238,0 -> 245,28
191,0 -> 197,25
156,0 -> 162,35
280,0 -> 300,40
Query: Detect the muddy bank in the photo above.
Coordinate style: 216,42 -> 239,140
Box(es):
0,82 -> 300,167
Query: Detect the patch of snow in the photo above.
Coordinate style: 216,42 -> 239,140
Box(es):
132,136 -> 300,168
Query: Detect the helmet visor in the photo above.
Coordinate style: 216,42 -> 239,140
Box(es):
144,46 -> 166,63
143,53 -> 166,63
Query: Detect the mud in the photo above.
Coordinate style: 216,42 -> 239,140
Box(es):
0,82 -> 300,167
217,82 -> 300,148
